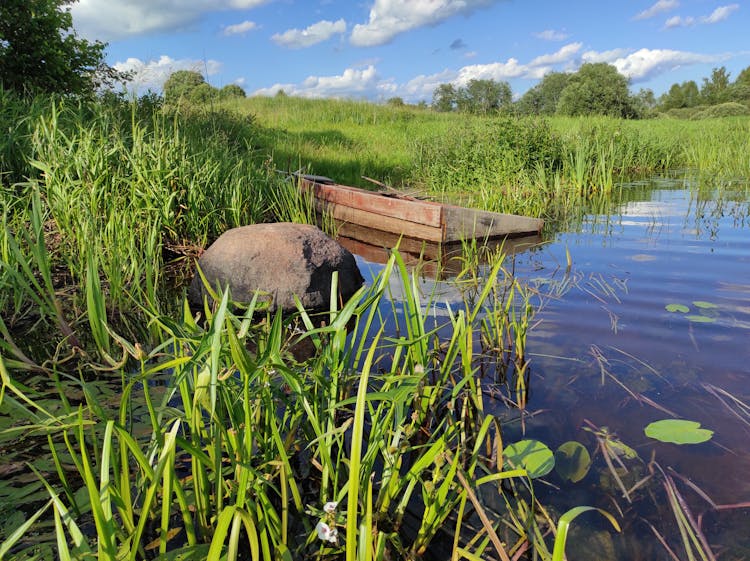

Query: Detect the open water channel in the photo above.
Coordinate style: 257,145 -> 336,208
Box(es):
353,176 -> 750,560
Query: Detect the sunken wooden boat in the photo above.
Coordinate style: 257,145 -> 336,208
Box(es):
297,175 -> 544,249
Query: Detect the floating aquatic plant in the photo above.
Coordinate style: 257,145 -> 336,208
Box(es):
645,419 -> 714,445
554,441 -> 592,483
504,439 -> 555,479
686,315 -> 716,323
692,301 -> 718,309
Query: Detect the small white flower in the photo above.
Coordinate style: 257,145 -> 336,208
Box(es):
323,501 -> 338,514
316,520 -> 338,543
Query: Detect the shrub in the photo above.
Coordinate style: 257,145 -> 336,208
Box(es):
220,84 -> 246,99
690,102 -> 750,119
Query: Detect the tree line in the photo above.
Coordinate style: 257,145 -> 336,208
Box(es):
428,62 -> 750,119
3,0 -> 749,120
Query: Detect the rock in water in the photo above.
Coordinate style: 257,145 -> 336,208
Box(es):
189,223 -> 364,313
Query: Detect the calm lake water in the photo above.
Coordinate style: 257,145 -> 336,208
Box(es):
354,177 -> 750,560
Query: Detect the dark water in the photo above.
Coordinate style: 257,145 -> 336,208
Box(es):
354,178 -> 750,560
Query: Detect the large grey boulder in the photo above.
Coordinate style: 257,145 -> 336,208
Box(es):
189,223 -> 364,313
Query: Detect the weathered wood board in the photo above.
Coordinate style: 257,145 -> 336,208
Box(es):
299,177 -> 544,244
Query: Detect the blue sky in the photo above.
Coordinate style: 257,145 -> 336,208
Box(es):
70,0 -> 750,102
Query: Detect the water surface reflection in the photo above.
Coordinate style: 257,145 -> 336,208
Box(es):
354,179 -> 750,560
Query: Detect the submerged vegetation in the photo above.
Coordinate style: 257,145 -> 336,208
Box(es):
0,86 -> 749,560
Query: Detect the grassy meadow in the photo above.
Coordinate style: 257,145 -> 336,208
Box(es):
232,94 -> 750,223
0,89 -> 748,560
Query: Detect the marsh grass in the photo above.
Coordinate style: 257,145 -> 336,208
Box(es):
0,248 -> 575,560
0,92 -> 302,360
233,96 -> 748,229
1,90 -> 746,560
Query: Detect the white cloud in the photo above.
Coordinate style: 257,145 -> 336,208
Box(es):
634,0 -> 679,20
664,4 -> 739,28
251,43 -> 736,104
455,59 -> 527,84
533,29 -> 569,41
350,0 -> 496,47
702,4 -> 739,23
114,55 -> 222,92
253,65 -> 393,98
272,19 -> 347,49
227,0 -> 268,6
223,20 -> 258,36
664,15 -> 695,27
402,69 -> 458,100
529,42 -> 582,66
582,48 -> 633,64
402,42 -> 581,98
71,0 -> 269,40
605,48 -> 723,81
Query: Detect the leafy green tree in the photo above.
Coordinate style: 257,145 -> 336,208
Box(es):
189,82 -> 219,104
557,63 -> 635,117
682,81 -> 701,107
386,96 -> 405,107
456,79 -> 512,115
632,88 -> 656,118
220,84 -> 246,99
163,70 -> 206,103
664,80 -> 702,109
516,72 -> 570,115
659,82 -> 692,110
735,66 -> 750,86
701,66 -> 731,105
0,0 -> 114,95
659,84 -> 680,110
432,83 -> 457,112
728,66 -> 750,105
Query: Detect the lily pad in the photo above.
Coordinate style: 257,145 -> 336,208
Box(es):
554,441 -> 591,483
645,419 -> 713,445
686,315 -> 716,323
665,303 -> 690,313
692,301 -> 718,309
504,439 -> 554,479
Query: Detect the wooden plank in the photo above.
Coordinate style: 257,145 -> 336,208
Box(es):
334,222 -> 445,259
300,177 -> 543,242
306,181 -> 444,228
319,200 -> 445,242
442,205 -> 543,242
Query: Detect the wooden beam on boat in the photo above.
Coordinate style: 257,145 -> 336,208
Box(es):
316,199 -> 445,243
298,176 -> 544,244
303,180 -> 444,229
442,205 -> 544,242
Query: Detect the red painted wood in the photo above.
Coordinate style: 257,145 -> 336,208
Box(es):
307,181 -> 444,228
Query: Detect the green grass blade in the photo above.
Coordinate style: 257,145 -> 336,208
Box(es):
551,506 -> 621,561
346,325 -> 384,561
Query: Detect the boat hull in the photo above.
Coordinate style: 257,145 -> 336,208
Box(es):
299,177 -> 544,244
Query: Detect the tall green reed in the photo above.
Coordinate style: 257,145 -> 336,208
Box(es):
0,248 -> 582,560
0,93 -> 317,360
